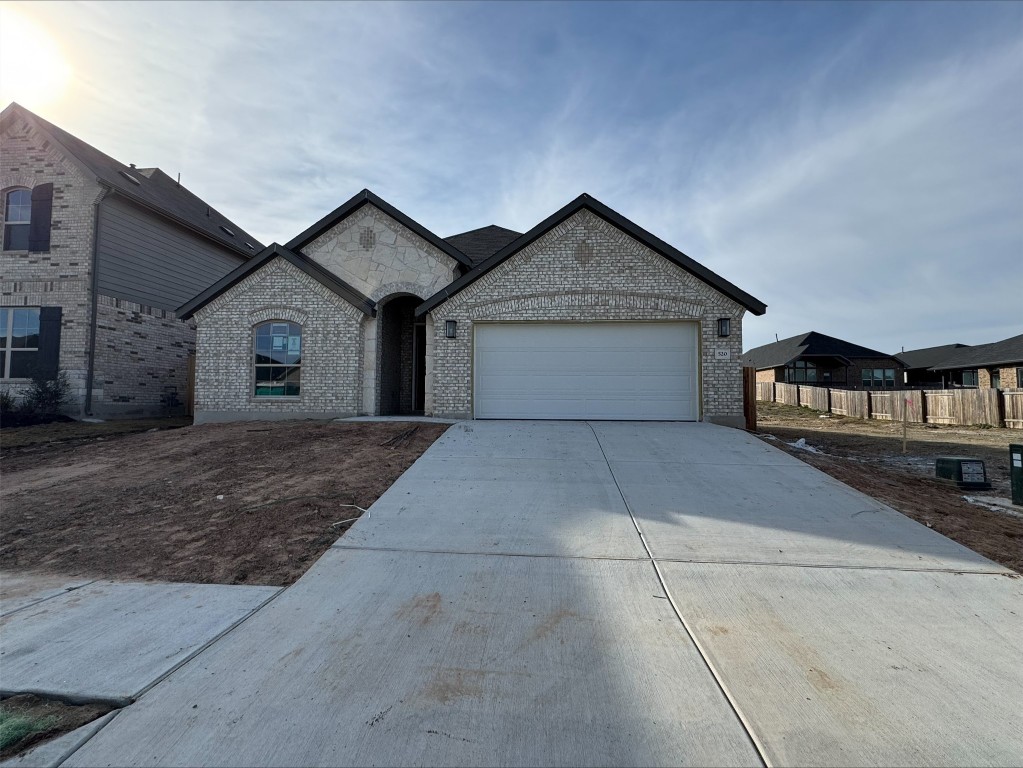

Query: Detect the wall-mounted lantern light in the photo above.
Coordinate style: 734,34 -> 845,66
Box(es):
445,320 -> 458,338
717,317 -> 731,338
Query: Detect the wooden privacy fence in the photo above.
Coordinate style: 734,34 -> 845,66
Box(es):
758,382 -> 1016,428
1004,389 -> 1023,429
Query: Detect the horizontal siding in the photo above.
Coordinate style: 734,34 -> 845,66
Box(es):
96,196 -> 246,311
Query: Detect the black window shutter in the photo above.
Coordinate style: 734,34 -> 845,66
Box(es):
36,306 -> 62,379
28,183 -> 54,252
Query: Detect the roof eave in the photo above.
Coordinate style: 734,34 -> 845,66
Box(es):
417,194 -> 767,317
286,189 -> 472,268
177,244 -> 375,320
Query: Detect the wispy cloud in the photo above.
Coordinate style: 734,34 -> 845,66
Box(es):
9,0 -> 1021,353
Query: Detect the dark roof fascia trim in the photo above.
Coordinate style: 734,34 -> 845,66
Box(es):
177,243 -> 375,320
102,186 -> 254,259
7,106 -> 255,259
416,194 -> 768,317
931,356 -> 1023,371
285,189 -> 473,268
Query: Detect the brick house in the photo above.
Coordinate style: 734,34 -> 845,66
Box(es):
179,189 -> 767,425
0,103 -> 261,417
742,331 -> 905,390
895,343 -> 970,388
928,334 -> 1023,389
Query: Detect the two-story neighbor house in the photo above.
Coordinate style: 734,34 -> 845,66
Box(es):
1,103 -> 261,417
178,189 -> 767,426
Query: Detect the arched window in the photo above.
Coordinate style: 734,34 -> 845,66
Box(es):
3,188 -> 31,251
254,321 -> 301,397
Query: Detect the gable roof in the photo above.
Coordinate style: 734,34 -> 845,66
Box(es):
742,331 -> 892,370
895,343 -> 969,370
1,103 -> 262,257
929,333 -> 1023,371
444,225 -> 522,266
285,189 -> 473,269
416,193 -> 767,317
177,243 -> 375,320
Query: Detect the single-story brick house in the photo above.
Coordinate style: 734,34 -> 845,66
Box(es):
928,333 -> 1023,390
743,331 -> 905,390
179,190 -> 766,425
895,343 -> 969,388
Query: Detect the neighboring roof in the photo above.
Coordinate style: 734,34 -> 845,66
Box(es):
286,189 -> 473,269
1,102 -> 262,257
895,343 -> 969,370
417,193 -> 767,317
177,243 -> 375,320
742,331 -> 893,370
444,225 -> 522,266
929,333 -> 1023,371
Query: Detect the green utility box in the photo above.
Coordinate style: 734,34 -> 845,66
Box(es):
935,456 -> 991,490
1011,444 -> 1023,506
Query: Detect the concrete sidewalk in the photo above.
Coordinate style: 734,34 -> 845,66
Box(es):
65,421 -> 1023,767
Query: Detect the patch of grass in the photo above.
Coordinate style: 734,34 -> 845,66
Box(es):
0,710 -> 57,752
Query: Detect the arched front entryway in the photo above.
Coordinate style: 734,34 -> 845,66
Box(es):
377,294 -> 426,415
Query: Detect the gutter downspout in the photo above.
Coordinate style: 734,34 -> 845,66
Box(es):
84,185 -> 110,416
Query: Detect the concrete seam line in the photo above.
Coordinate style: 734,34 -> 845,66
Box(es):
53,710 -> 121,768
330,543 -> 650,562
128,586 -> 287,703
586,422 -> 773,768
0,580 -> 99,619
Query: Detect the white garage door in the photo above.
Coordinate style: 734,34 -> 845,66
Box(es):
473,322 -> 699,420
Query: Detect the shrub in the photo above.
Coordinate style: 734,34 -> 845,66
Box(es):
21,369 -> 70,419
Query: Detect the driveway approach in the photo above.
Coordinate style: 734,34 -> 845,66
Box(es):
68,422 -> 1023,767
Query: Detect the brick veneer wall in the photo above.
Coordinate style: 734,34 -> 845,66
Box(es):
192,258 -> 365,422
0,115 -> 103,411
91,296 -> 195,417
426,209 -> 747,425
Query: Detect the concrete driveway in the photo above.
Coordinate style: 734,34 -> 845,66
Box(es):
65,421 -> 1023,767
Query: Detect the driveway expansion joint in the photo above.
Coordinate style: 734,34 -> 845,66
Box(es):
585,422 -> 772,768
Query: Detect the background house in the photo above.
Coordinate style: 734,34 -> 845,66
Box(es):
928,333 -> 1023,389
743,331 -> 905,390
895,343 -> 970,388
1,103 -> 261,417
179,189 -> 766,426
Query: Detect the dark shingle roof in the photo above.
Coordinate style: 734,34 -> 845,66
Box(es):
929,333 -> 1023,371
742,331 -> 890,370
895,343 -> 969,370
444,225 -> 522,266
2,103 -> 262,256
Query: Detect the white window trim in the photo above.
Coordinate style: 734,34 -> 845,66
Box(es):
1,306 -> 40,380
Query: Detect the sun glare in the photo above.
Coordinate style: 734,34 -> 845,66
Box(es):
0,6 -> 72,109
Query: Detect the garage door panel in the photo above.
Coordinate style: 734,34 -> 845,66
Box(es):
474,323 -> 698,420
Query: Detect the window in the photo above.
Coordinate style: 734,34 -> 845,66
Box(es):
862,368 -> 896,389
254,321 -> 301,396
3,189 -> 31,251
1,307 -> 40,379
785,360 -> 817,383
961,370 -> 978,387
1016,368 -> 1023,388
990,370 -> 1000,390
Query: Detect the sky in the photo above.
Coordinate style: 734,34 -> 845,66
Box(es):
1,0 -> 1020,354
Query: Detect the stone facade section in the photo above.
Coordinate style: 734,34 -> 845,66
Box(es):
303,204 -> 459,301
92,296 -> 195,417
192,258 -> 365,422
426,209 -> 747,423
1,115 -> 103,410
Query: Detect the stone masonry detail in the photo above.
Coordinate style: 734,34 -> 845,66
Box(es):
304,205 -> 459,302
193,258 -> 365,421
427,209 -> 746,423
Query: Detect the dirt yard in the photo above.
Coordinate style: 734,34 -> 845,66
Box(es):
756,401 -> 1022,573
0,694 -> 114,761
0,420 -> 447,586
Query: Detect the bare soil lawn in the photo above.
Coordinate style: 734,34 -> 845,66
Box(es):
0,694 -> 114,761
756,401 -> 1022,573
0,420 -> 447,586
